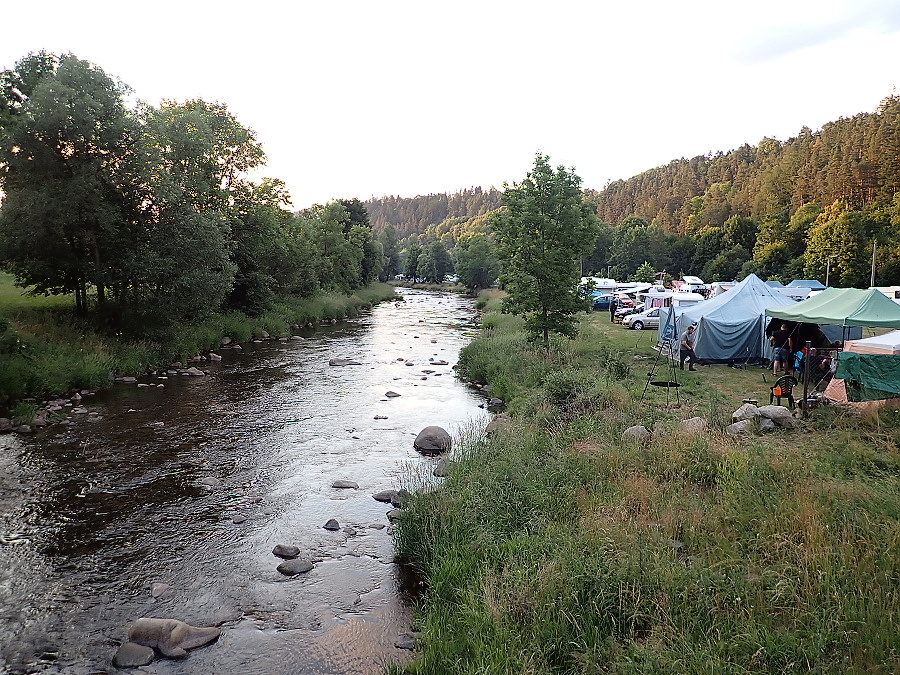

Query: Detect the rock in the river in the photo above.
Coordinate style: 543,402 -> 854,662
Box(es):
390,489 -> 411,508
277,559 -> 314,576
433,458 -> 452,477
372,490 -> 398,503
126,618 -> 220,659
329,358 -> 362,366
150,582 -> 171,599
272,544 -> 300,559
185,367 -> 205,377
323,518 -> 341,530
332,480 -> 359,489
386,509 -> 402,522
113,642 -> 155,667
413,426 -> 451,454
430,359 -> 449,366
374,415 -> 388,420
385,391 -> 401,398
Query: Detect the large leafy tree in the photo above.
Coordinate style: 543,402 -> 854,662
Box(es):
417,239 -> 453,283
492,154 -> 599,349
0,52 -> 137,314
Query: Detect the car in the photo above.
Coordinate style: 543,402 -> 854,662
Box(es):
591,295 -> 613,311
621,307 -> 661,330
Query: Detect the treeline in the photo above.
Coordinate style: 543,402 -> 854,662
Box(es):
366,187 -> 502,238
0,52 -> 391,339
584,96 -> 900,285
375,97 -> 900,289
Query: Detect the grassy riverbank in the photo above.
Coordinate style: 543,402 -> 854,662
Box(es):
392,297 -> 900,673
0,272 -> 395,411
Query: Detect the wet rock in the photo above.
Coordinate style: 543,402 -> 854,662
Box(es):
395,633 -> 418,650
430,359 -> 449,366
126,618 -> 220,658
185,367 -> 205,377
150,582 -> 171,598
277,559 -> 314,575
0,418 -> 12,433
331,480 -> 359,489
368,523 -> 386,530
372,490 -> 398,503
221,336 -> 232,346
231,514 -> 247,524
386,509 -> 402,522
208,352 -> 222,361
374,415 -> 388,420
14,425 -> 33,434
113,642 -> 155,667
488,397 -> 504,408
329,358 -> 362,366
390,489 -> 411,508
199,477 -> 222,488
413,426 -> 451,454
323,518 -> 341,530
273,544 -> 300,559
385,391 -> 401,398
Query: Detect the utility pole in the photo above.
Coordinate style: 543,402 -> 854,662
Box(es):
871,240 -> 877,287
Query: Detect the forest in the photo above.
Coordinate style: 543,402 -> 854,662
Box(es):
0,52 -> 407,340
369,95 -> 900,289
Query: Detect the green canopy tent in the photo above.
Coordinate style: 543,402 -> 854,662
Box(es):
766,288 -> 900,402
765,287 -> 900,329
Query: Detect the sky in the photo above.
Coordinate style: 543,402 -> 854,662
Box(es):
3,0 -> 900,209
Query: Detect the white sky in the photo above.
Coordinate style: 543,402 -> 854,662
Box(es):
3,0 -> 900,209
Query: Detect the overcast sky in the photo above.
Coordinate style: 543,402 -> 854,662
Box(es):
4,1 -> 900,208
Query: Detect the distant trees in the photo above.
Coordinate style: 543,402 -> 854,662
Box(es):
492,154 -> 598,350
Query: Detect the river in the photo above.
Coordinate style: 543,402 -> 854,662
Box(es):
0,289 -> 487,674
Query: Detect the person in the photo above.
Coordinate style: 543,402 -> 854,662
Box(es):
769,323 -> 793,375
609,297 -> 617,323
680,325 -> 698,371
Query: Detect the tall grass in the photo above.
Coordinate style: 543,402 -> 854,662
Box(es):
393,307 -> 900,673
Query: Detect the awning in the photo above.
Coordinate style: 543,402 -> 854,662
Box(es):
765,288 -> 900,329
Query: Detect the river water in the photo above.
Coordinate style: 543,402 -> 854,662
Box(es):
0,289 -> 487,674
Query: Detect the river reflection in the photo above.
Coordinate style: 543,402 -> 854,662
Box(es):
0,289 -> 487,674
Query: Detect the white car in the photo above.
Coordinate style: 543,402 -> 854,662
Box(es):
622,307 -> 661,330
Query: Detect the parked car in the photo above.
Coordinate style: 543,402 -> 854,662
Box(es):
592,295 -> 613,311
615,302 -> 643,322
621,307 -> 661,330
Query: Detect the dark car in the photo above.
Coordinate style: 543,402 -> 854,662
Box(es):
592,295 -> 613,311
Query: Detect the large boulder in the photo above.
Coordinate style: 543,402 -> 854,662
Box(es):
725,419 -> 755,436
126,618 -> 220,659
678,417 -> 708,436
731,404 -> 760,423
622,425 -> 651,442
757,405 -> 800,428
414,426 -> 451,454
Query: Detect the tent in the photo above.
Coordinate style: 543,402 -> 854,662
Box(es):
765,288 -> 900,329
787,279 -> 825,290
658,273 -> 793,364
843,330 -> 900,354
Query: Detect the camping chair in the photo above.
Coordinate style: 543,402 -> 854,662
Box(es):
769,375 -> 798,409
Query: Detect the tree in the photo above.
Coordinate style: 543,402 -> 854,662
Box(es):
454,234 -> 500,292
0,52 -> 137,314
491,154 -> 599,349
404,242 -> 422,280
417,239 -> 453,283
631,261 -> 656,283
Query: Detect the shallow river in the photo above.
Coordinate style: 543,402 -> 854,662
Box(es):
0,289 -> 487,674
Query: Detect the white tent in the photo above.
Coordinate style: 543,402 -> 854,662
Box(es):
843,330 -> 900,354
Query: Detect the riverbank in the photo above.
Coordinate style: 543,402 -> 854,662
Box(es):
0,273 -> 395,416
391,297 -> 900,673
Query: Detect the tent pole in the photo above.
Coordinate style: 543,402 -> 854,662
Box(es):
802,340 -> 811,418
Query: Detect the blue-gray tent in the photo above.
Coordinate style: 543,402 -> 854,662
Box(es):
659,274 -> 794,364
787,279 -> 825,290
765,280 -> 785,287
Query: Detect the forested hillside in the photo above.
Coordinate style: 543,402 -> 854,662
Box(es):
582,95 -> 900,286
366,188 -> 501,238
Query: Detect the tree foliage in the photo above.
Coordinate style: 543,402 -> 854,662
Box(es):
492,154 -> 599,350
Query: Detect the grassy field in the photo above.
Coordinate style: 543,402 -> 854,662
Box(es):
0,273 -> 396,412
391,296 -> 900,674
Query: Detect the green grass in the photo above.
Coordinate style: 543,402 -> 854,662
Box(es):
392,300 -> 900,674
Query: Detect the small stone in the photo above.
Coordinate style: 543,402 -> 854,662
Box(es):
385,391 -> 401,398
374,415 -> 388,420
273,544 -> 300,559
386,509 -> 402,522
372,490 -> 398,503
232,514 -> 247,524
113,642 -> 155,668
332,480 -> 359,489
150,582 -> 171,598
323,518 -> 341,531
395,633 -> 418,650
277,559 -> 314,575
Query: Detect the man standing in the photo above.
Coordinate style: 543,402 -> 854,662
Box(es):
680,325 -> 698,371
609,297 -> 617,323
770,323 -> 793,375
